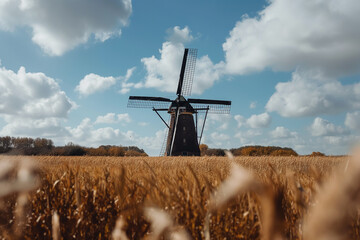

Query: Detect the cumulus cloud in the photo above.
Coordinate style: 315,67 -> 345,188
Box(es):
65,118 -> 164,154
210,132 -> 230,141
0,0 -> 132,56
117,113 -> 131,123
0,116 -> 68,138
95,113 -> 117,124
208,132 -> 231,148
249,102 -> 257,109
66,118 -> 123,145
76,74 -> 117,97
266,70 -> 360,117
137,26 -> 223,95
206,114 -> 231,130
270,126 -> 297,139
246,113 -> 272,128
234,129 -> 262,145
223,0 -> 360,118
95,113 -> 131,124
345,111 -> 360,130
166,26 -> 194,44
0,64 -> 76,140
119,67 -> 136,94
76,67 -> 136,97
215,0 -> 360,121
234,113 -> 271,129
0,66 -> 75,118
223,0 -> 360,77
310,117 -> 348,137
234,115 -> 245,128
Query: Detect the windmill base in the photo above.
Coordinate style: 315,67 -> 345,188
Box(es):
166,113 -> 200,156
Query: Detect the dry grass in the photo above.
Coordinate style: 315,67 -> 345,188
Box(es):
0,154 -> 357,239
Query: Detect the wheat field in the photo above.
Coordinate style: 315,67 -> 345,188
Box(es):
0,155 -> 359,239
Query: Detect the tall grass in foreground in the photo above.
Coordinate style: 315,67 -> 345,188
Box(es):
0,154 -> 358,239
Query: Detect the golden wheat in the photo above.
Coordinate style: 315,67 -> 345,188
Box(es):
0,154 -> 356,239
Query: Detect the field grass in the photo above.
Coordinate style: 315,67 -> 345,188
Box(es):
0,155 -> 358,239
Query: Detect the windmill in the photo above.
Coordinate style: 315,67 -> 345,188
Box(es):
127,48 -> 231,156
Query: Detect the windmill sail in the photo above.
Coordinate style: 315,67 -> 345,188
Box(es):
127,96 -> 172,109
176,48 -> 197,96
188,98 -> 231,114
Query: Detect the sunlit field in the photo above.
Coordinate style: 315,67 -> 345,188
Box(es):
1,155 -> 359,240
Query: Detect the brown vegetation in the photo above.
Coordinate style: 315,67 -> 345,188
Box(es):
199,144 -> 299,156
309,151 -> 326,156
231,146 -> 298,156
0,154 -> 358,239
0,136 -> 147,156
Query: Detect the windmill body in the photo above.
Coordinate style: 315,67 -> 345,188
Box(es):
127,49 -> 231,156
165,96 -> 200,156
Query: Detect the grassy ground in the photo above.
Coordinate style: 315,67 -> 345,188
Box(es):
1,155 -> 358,239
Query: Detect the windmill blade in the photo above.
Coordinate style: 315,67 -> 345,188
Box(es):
127,96 -> 172,109
188,98 -> 231,105
188,98 -> 231,114
176,48 -> 197,96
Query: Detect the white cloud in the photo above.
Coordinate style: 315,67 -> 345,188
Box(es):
249,101 -> 256,109
234,115 -> 245,128
222,0 -> 360,119
0,66 -> 75,119
119,67 -> 136,94
234,129 -> 262,145
345,111 -> 360,130
95,113 -> 117,124
139,39 -> 189,92
244,129 -> 263,138
166,26 -> 194,44
76,67 -> 135,97
223,0 -> 360,77
66,118 -> 93,141
0,116 -> 69,138
95,113 -> 131,124
210,132 -> 230,142
138,26 -> 223,95
0,64 -> 76,141
0,0 -> 132,56
322,135 -> 360,148
207,114 -> 231,130
65,118 -> 165,154
266,70 -> 360,117
270,126 -> 297,139
117,113 -> 131,123
323,136 -> 343,145
76,73 -> 116,97
310,117 -> 348,137
246,112 -> 271,128
208,132 -> 231,148
68,121 -> 126,146
234,113 -> 271,129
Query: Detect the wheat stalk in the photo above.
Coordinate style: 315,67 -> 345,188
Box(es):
52,211 -> 61,240
304,149 -> 360,240
112,216 -> 129,240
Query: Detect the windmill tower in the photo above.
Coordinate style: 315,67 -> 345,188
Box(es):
127,49 -> 231,156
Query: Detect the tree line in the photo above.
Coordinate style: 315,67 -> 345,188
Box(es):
200,144 -> 300,156
0,136 -> 147,156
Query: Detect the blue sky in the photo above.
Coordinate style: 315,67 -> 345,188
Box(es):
0,0 -> 360,156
